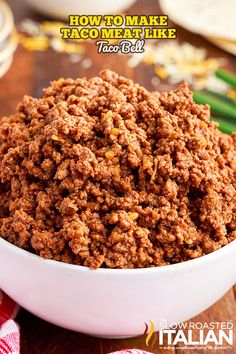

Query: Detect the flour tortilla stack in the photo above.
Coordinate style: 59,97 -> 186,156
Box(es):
159,0 -> 236,53
206,37 -> 236,56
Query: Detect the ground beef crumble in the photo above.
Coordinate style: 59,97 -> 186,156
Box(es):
0,70 -> 236,269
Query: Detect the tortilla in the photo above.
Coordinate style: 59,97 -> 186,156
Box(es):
159,0 -> 236,41
207,37 -> 236,56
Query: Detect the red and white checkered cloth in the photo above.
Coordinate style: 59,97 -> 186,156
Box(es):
0,291 -> 19,354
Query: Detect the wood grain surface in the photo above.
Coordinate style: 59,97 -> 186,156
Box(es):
1,0 -> 236,353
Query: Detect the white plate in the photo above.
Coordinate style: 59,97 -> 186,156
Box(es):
0,1 -> 14,44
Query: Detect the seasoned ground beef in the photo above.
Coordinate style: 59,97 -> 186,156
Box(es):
0,70 -> 236,269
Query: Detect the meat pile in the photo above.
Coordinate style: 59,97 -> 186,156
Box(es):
0,70 -> 236,269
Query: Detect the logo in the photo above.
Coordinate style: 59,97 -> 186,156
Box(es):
143,320 -> 234,351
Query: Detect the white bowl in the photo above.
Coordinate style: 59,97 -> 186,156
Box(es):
0,237 -> 235,337
0,1 -> 14,44
0,29 -> 17,63
0,54 -> 12,78
24,0 -> 137,20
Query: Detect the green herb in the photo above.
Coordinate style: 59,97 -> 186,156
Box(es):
206,90 -> 236,105
193,91 -> 236,121
210,117 -> 236,134
215,69 -> 236,89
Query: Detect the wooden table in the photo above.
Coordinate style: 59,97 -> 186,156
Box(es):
1,0 -> 236,353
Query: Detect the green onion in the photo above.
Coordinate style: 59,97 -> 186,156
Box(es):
211,117 -> 236,134
215,69 -> 236,89
206,90 -> 236,105
193,91 -> 236,121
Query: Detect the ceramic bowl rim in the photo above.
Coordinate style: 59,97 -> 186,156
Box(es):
0,1 -> 14,44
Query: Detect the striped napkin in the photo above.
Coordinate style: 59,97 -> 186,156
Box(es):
0,291 -> 19,354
